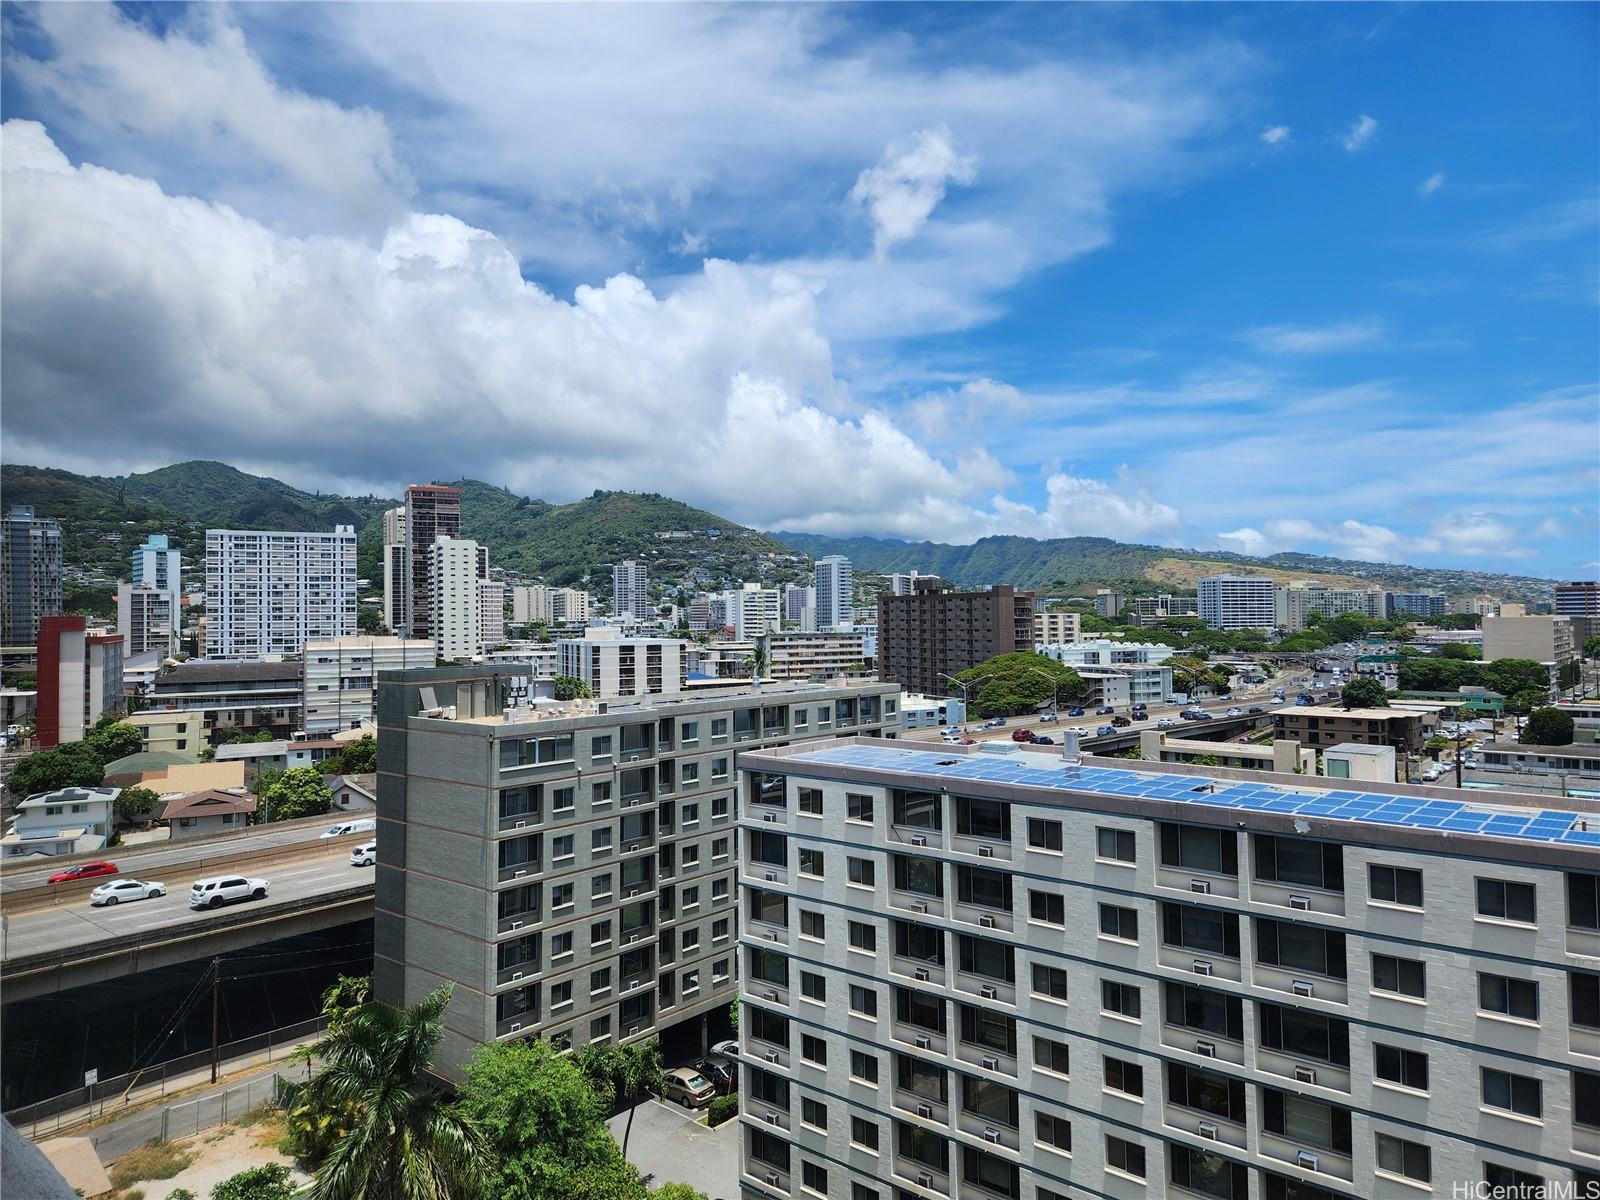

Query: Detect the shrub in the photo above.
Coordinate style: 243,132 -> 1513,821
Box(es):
166,1190 -> 198,1200
706,1094 -> 738,1127
108,1140 -> 195,1189
210,1164 -> 295,1200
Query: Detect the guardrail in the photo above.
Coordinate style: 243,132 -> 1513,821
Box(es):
2,884 -> 373,975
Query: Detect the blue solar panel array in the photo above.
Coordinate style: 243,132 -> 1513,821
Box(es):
789,744 -> 1600,850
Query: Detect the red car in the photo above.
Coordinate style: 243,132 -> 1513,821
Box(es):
47,861 -> 118,885
1010,729 -> 1035,743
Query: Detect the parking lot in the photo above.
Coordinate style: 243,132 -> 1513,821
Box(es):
607,1094 -> 738,1199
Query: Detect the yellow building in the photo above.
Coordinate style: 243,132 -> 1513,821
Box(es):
128,708 -> 206,756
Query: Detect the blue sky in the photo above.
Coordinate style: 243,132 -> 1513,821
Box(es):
1,2 -> 1595,578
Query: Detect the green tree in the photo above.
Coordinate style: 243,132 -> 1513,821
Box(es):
952,653 -> 1086,717
7,743 -> 105,799
578,1039 -> 662,1160
1585,635 -> 1600,660
650,1187 -> 710,1200
1190,754 -> 1220,766
357,607 -> 385,634
1339,677 -> 1390,709
1507,687 -> 1547,716
457,1037 -> 640,1200
1439,643 -> 1481,660
305,985 -> 485,1200
1521,707 -> 1575,747
729,995 -> 739,1035
260,767 -> 333,823
1558,659 -> 1583,690
327,736 -> 377,775
552,675 -> 594,701
213,1164 -> 297,1200
116,785 -> 162,824
83,721 -> 144,763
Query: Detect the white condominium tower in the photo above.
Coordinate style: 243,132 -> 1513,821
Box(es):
204,527 -> 356,658
815,555 -> 853,631
1197,575 -> 1277,631
613,559 -> 650,621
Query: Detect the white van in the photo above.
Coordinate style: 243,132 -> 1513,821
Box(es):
321,818 -> 376,839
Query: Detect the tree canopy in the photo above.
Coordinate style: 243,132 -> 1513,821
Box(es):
6,742 -> 106,799
951,653 -> 1087,718
1339,677 -> 1390,709
115,785 -> 161,824
553,675 -> 594,701
325,735 -> 377,775
83,721 -> 144,762
1585,635 -> 1600,661
1521,707 -> 1574,747
1396,657 -> 1552,713
260,767 -> 333,822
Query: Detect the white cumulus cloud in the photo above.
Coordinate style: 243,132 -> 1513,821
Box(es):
1340,114 -> 1379,152
850,127 -> 978,258
1259,125 -> 1292,146
1418,171 -> 1445,196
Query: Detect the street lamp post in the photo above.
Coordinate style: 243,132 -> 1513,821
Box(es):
1026,667 -> 1067,715
938,672 -> 992,727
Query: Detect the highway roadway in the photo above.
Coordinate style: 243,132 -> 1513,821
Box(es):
0,817 -> 348,895
1,851 -> 373,962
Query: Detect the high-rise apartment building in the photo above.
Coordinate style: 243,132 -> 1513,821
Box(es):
302,635 -> 434,734
479,580 -> 506,650
725,586 -> 782,640
1129,593 -> 1199,625
732,738 -> 1600,1200
877,582 -> 1034,698
1385,591 -> 1448,620
785,585 -> 817,623
613,560 -> 650,622
1197,576 -> 1277,631
371,666 -> 900,1080
511,586 -> 592,625
1482,610 -> 1576,682
382,506 -> 406,634
1034,611 -> 1082,645
815,556 -> 854,631
131,533 -> 183,594
1093,588 -> 1124,619
203,527 -> 357,658
888,572 -> 939,597
117,583 -> 178,659
2,505 -> 63,646
403,486 -> 462,642
1275,584 -> 1386,632
557,629 -> 689,698
429,537 -> 487,662
36,616 -> 124,748
761,631 -> 873,682
1555,582 -> 1600,618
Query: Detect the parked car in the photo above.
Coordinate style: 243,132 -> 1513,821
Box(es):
189,875 -> 270,910
89,878 -> 166,906
1066,707 -> 1085,717
696,1055 -> 738,1094
1096,725 -> 1115,737
321,818 -> 376,839
1032,735 -> 1055,745
1011,729 -> 1035,743
48,861 -> 118,885
1096,705 -> 1116,715
351,841 -> 376,867
710,1039 -> 740,1060
661,1067 -> 716,1108
1111,716 -> 1132,727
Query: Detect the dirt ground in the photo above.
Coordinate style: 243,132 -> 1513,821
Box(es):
111,1111 -> 310,1199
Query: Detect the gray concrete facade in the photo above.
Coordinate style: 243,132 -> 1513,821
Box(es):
731,739 -> 1600,1200
373,665 -> 900,1080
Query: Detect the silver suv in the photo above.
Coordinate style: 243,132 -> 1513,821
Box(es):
189,875 -> 270,910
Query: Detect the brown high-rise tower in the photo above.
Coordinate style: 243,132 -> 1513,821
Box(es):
402,484 -> 462,642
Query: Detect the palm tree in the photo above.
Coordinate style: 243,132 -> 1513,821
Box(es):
613,1038 -> 662,1161
307,984 -> 486,1200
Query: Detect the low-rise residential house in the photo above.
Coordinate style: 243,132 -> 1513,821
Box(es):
2,786 -> 118,857
1271,704 -> 1436,754
213,737 -> 345,775
148,661 -> 303,735
325,773 -> 376,811
159,789 -> 258,839
899,693 -> 967,730
101,750 -> 200,788
1477,742 -> 1600,779
1139,729 -> 1313,773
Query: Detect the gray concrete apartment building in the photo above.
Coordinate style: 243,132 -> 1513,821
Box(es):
372,664 -> 900,1080
732,738 -> 1600,1200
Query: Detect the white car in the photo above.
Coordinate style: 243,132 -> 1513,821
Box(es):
1156,716 -> 1179,728
321,818 -> 376,839
190,875 -> 271,910
351,841 -> 376,867
709,1039 -> 740,1060
90,878 -> 166,906
1038,712 -> 1058,723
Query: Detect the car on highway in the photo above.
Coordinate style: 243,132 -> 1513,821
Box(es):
1226,707 -> 1244,717
1066,707 -> 1085,717
1111,716 -> 1132,727
1096,705 -> 1116,716
89,878 -> 166,906
1033,735 -> 1055,745
1011,729 -> 1035,743
189,875 -> 271,910
321,818 -> 376,839
1038,712 -> 1057,723
661,1066 -> 716,1108
1096,725 -> 1115,737
48,861 -> 119,885
351,841 -> 376,867
1248,706 -> 1265,714
1156,717 -> 1178,728
1295,696 -> 1312,706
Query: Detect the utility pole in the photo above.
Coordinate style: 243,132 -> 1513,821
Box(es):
210,958 -> 221,1084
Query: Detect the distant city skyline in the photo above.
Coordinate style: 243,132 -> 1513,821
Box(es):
1,4 -> 1594,577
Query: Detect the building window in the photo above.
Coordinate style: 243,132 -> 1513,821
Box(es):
847,792 -> 874,822
552,787 -> 575,813
590,1015 -> 610,1042
589,967 -> 611,995
799,848 -> 824,877
801,1034 -> 827,1065
1576,1069 -> 1600,1130
1169,1144 -> 1248,1199
1570,872 -> 1600,930
591,734 -> 613,760
800,972 -> 826,1003
1028,890 -> 1065,925
798,787 -> 823,816
1105,1135 -> 1146,1180
1101,979 -> 1141,1019
591,826 -> 613,852
550,883 -> 574,911
850,984 -> 878,1017
1368,863 -> 1423,908
850,1115 -> 879,1151
1262,1090 -> 1352,1153
801,1097 -> 827,1130
1374,1044 -> 1429,1091
1034,1037 -> 1069,1076
590,920 -> 612,948
1028,818 -> 1063,851
1254,835 -> 1343,892
800,1161 -> 827,1195
1479,972 -> 1539,1021
1371,953 -> 1426,999
848,856 -> 876,887
1574,972 -> 1600,1030
1477,878 -> 1537,923
1099,903 -> 1138,941
1256,919 -> 1346,979
849,1050 -> 878,1084
1482,1068 -> 1542,1119
1103,1056 -> 1143,1098
1375,1133 -> 1431,1183
1096,826 -> 1136,863
800,910 -> 825,940
1031,963 -> 1068,1002
1035,1112 -> 1072,1154
849,921 -> 877,953
1160,824 -> 1237,876
851,1186 -> 877,1200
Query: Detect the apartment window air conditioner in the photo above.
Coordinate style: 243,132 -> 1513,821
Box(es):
918,1174 -> 934,1189
627,842 -> 642,852
763,813 -> 777,823
1195,1040 -> 1216,1058
911,835 -> 927,847
915,968 -> 930,982
509,921 -> 524,931
766,1049 -> 780,1063
764,1111 -> 781,1125
1191,879 -> 1211,895
912,901 -> 927,914
978,845 -> 994,858
509,1023 -> 522,1033
515,820 -> 527,829
980,985 -> 998,1000
514,868 -> 527,878
766,930 -> 781,941
1198,1121 -> 1218,1140
1289,895 -> 1311,911
1193,960 -> 1214,976
980,1056 -> 1000,1071
765,1173 -> 780,1187
1291,980 -> 1315,998
510,971 -> 523,982
627,887 -> 641,898
916,1104 -> 933,1119
628,1025 -> 640,1036
765,991 -> 780,1002
1294,1065 -> 1318,1085
914,1035 -> 931,1050
627,979 -> 640,991
765,871 -> 777,882
1297,1150 -> 1320,1172
983,1128 -> 1001,1144
979,914 -> 996,928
